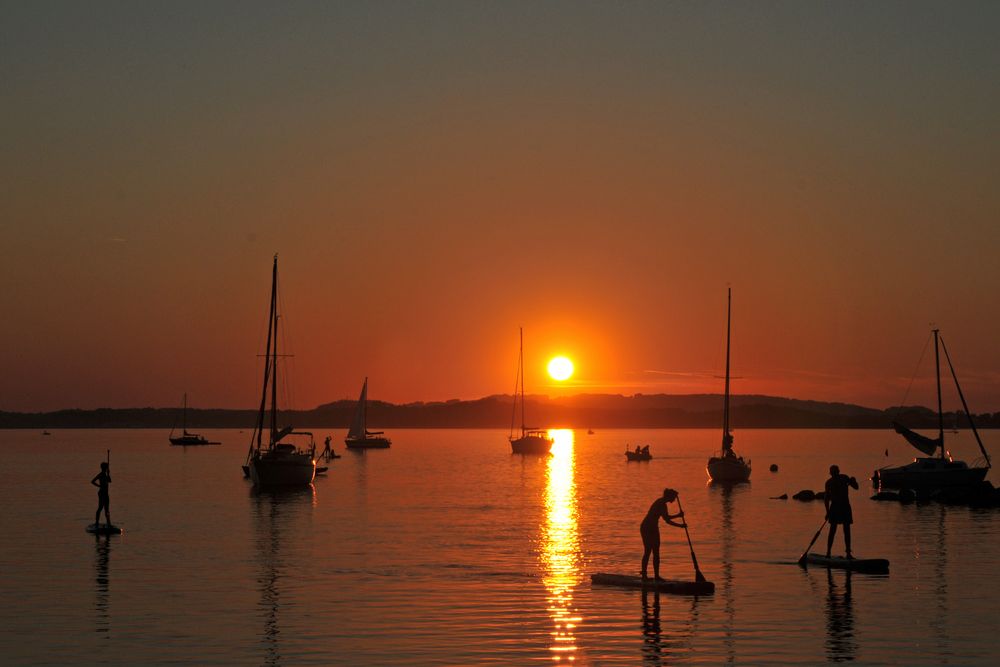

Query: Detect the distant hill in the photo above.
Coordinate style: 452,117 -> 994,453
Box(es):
3,393 -> 998,429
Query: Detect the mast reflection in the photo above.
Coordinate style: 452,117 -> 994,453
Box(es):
542,429 -> 582,662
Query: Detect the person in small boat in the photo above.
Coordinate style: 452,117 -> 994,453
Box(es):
640,487 -> 686,580
641,445 -> 650,455
635,445 -> 642,455
91,462 -> 111,527
824,465 -> 859,558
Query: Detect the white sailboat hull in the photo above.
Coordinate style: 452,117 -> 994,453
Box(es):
874,457 -> 988,490
249,449 -> 316,487
510,433 -> 553,455
345,436 -> 391,449
707,454 -> 751,482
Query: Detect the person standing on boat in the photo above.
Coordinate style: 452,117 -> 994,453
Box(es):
825,465 -> 859,558
640,488 -> 686,580
91,462 -> 111,527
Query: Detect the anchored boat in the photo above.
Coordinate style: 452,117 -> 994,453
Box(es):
242,256 -> 316,487
344,378 -> 391,449
169,393 -> 220,446
508,327 -> 553,455
874,329 -> 991,491
707,288 -> 751,483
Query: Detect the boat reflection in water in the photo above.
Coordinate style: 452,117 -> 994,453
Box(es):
542,429 -> 582,662
252,485 -> 316,667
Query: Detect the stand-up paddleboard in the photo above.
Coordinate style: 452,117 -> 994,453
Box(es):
803,553 -> 888,574
86,523 -> 123,535
591,573 -> 715,595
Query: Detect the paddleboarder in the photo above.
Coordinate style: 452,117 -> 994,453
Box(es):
640,487 -> 687,581
91,462 -> 112,527
824,465 -> 859,558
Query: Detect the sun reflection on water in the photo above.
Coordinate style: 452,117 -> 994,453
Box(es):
542,429 -> 582,661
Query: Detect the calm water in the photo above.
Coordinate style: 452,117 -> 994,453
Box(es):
2,428 -> 998,665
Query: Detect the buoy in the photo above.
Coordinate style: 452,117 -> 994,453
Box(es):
769,464 -> 778,472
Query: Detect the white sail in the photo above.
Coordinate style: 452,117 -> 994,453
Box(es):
348,379 -> 368,439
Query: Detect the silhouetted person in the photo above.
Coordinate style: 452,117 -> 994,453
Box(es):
825,465 -> 859,558
641,445 -> 649,455
91,462 -> 111,526
640,487 -> 686,580
635,445 -> 642,455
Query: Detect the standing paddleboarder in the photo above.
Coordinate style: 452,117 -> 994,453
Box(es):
825,465 -> 859,558
640,488 -> 687,581
91,461 -> 112,528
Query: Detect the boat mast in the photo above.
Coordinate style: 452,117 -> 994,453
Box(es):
934,329 -> 944,460
270,256 -> 279,447
363,377 -> 369,434
722,288 -> 731,451
519,327 -> 525,437
252,255 -> 278,455
182,393 -> 187,433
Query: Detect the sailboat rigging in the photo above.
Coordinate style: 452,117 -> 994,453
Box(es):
875,329 -> 991,490
509,327 -> 553,455
344,378 -> 391,449
706,288 -> 751,483
169,393 -> 219,446
242,255 -> 316,486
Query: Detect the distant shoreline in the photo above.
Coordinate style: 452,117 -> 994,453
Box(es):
3,393 -> 997,430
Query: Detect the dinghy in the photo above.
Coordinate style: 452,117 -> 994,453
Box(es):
86,523 -> 123,535
803,553 -> 888,574
590,573 -> 715,595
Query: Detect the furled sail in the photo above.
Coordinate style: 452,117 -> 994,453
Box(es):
891,422 -> 941,456
348,379 -> 367,439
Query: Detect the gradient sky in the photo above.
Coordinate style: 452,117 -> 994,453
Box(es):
3,1 -> 999,412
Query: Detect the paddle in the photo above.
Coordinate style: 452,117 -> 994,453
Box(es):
797,519 -> 827,566
674,496 -> 706,583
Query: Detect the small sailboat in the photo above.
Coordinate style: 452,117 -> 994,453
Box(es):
509,327 -> 553,455
169,393 -> 220,446
242,255 -> 316,486
707,288 -> 751,483
874,329 -> 991,491
344,378 -> 391,449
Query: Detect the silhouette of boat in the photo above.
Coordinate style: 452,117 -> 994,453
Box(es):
242,256 -> 316,487
874,329 -> 991,491
707,289 -> 751,483
345,378 -> 391,449
169,393 -> 220,445
509,327 -> 553,455
626,447 -> 652,461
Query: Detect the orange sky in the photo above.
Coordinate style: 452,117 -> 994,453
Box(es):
3,4 -> 999,412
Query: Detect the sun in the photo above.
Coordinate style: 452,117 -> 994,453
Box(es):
547,356 -> 574,381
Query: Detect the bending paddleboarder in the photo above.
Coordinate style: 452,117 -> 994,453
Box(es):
640,488 -> 686,581
91,461 -> 112,528
824,465 -> 859,558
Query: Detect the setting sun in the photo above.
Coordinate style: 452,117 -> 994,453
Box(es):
547,356 -> 574,381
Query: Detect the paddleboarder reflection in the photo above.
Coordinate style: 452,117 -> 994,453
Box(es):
641,589 -> 662,662
640,488 -> 686,580
825,569 -> 856,662
91,462 -> 111,527
824,465 -> 859,558
94,535 -> 111,637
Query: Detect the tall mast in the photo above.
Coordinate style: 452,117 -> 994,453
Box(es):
519,327 -> 525,436
253,256 -> 278,453
934,328 -> 944,459
363,377 -> 369,433
269,255 -> 279,446
723,288 -> 732,449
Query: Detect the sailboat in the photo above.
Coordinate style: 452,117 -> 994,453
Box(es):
169,393 -> 219,446
242,255 -> 317,486
509,327 -> 553,455
707,289 -> 751,483
874,329 -> 991,490
344,378 -> 391,449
